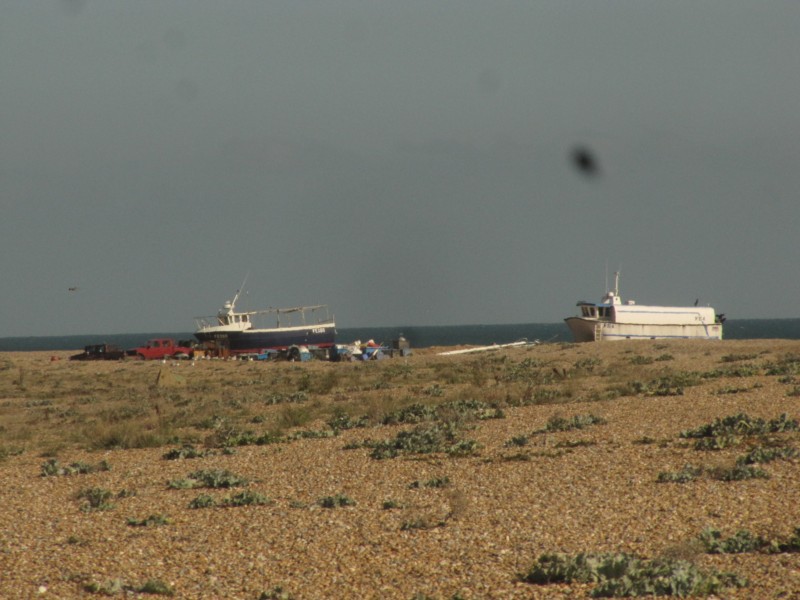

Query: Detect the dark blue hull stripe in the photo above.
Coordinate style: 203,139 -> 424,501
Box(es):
196,327 -> 336,352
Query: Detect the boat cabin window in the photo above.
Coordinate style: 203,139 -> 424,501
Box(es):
581,306 -> 611,319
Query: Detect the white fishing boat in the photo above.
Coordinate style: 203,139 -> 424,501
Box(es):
194,287 -> 336,355
564,273 -> 724,342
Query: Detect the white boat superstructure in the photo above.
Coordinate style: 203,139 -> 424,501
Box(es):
193,289 -> 255,335
564,273 -> 724,342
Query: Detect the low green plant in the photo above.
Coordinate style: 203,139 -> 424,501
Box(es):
400,515 -> 444,531
736,445 -> 798,465
162,445 -> 208,460
512,386 -> 565,406
773,527 -> 800,553
520,552 -> 745,597
629,355 -> 654,365
441,398 -> 504,421
167,478 -> 197,490
702,364 -> 761,378
693,435 -> 741,451
189,469 -> 247,488
0,445 -> 24,461
168,469 -> 248,490
555,439 -> 596,449
409,476 -> 450,489
370,423 -> 476,459
84,579 -> 126,595
77,487 -> 115,512
41,458 -> 110,477
381,399 -> 503,427
446,439 -> 481,457
699,528 -> 765,554
382,499 -> 404,510
327,412 -> 369,431
680,413 -> 799,439
286,428 -> 337,440
188,494 -> 216,509
263,393 -> 294,405
539,413 -> 606,433
632,372 -> 704,397
318,494 -> 356,508
504,434 -> 529,447
709,464 -> 769,482
422,384 -> 444,397
574,357 -> 601,372
382,403 -> 439,425
721,353 -> 759,363
84,423 -> 171,451
643,379 -> 684,397
632,436 -> 657,445
126,514 -> 170,527
66,535 -> 88,546
657,464 -> 702,484
275,404 -> 315,430
342,439 -> 373,450
207,427 -> 285,448
697,526 -> 800,554
499,451 -> 531,462
502,357 -> 546,382
258,586 -> 294,600
137,579 -> 174,596
714,385 -> 751,395
222,490 -> 272,507
520,552 -> 631,584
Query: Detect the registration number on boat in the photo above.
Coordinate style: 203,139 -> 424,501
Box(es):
312,328 -> 326,334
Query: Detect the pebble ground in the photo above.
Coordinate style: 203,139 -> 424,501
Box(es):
1,340 -> 799,598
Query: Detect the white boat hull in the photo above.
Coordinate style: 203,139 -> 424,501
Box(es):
565,317 -> 723,342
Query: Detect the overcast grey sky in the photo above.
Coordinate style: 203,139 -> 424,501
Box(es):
2,2 -> 799,336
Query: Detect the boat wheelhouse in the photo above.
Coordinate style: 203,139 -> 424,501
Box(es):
564,273 -> 724,342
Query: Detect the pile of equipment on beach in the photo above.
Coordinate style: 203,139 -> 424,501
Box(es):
233,336 -> 412,362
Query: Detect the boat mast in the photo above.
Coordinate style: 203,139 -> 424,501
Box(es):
230,274 -> 249,309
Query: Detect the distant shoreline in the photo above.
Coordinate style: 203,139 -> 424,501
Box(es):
1,318 -> 799,351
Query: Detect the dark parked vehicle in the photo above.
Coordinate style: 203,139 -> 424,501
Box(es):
69,344 -> 126,361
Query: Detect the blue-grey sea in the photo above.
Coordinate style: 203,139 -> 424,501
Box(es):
1,319 -> 799,352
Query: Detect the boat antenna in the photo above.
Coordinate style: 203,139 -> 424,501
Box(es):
232,273 -> 249,307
